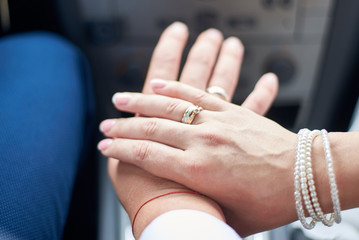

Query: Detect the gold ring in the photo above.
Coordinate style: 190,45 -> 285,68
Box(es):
182,105 -> 203,124
206,86 -> 228,101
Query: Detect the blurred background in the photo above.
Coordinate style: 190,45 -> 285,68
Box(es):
2,0 -> 359,239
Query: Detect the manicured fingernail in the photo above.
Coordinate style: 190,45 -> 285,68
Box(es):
150,79 -> 167,89
99,119 -> 116,133
168,22 -> 188,34
112,93 -> 131,106
97,139 -> 113,151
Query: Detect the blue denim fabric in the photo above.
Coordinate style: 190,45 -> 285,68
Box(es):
0,32 -> 95,239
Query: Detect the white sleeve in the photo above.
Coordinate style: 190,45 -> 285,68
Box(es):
139,209 -> 242,240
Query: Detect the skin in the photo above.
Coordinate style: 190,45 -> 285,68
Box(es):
101,80 -> 359,236
101,81 -> 293,236
101,22 -> 279,238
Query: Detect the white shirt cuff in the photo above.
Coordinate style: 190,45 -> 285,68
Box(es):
139,209 -> 242,240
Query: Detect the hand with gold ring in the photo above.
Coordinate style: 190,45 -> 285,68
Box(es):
103,22 -> 279,239
182,105 -> 203,124
99,80 -> 296,237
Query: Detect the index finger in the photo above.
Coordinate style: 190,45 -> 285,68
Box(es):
142,22 -> 189,94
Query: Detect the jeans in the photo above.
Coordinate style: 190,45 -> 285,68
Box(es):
0,32 -> 95,239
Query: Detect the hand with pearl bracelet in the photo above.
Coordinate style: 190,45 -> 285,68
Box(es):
100,77 -> 359,237
100,22 -> 280,239
99,24 -> 359,237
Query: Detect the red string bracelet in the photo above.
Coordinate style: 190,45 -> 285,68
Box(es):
131,190 -> 201,231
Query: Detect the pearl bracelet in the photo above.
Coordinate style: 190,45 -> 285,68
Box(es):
303,129 -> 320,222
294,129 -> 316,229
294,129 -> 341,229
320,129 -> 342,224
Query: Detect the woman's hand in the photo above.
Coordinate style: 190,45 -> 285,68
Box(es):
99,80 -> 296,236
106,22 -> 227,238
102,22 -> 279,238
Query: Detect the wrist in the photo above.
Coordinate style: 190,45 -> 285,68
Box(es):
312,131 -> 359,214
311,131 -> 334,215
325,132 -> 359,210
132,190 -> 225,239
294,129 -> 339,229
294,130 -> 359,228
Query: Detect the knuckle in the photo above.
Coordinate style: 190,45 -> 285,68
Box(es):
197,131 -> 227,146
193,91 -> 207,105
263,83 -> 276,99
165,99 -> 181,115
152,51 -> 179,67
213,68 -> 232,81
207,36 -> 223,47
224,47 -> 242,60
167,30 -> 188,43
184,157 -> 208,182
143,119 -> 159,138
133,142 -> 151,162
189,54 -> 212,68
251,97 -> 266,114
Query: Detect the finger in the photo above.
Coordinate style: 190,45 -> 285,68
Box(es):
150,79 -> 229,111
241,73 -> 279,115
179,29 -> 223,89
100,117 -> 191,149
98,138 -> 186,180
142,22 -> 189,94
112,92 -> 209,123
207,37 -> 244,101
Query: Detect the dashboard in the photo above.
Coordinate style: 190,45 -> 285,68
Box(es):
57,0 -> 334,130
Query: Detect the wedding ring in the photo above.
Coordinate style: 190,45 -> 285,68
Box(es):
182,105 -> 203,124
206,86 -> 229,101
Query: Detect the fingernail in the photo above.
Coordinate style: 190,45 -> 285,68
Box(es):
97,139 -> 113,151
150,79 -> 167,89
112,93 -> 131,106
168,22 -> 188,34
99,119 -> 116,133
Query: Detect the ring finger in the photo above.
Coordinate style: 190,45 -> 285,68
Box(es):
112,92 -> 210,124
207,37 -> 244,101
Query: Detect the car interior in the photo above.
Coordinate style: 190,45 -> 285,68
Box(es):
1,0 -> 359,239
